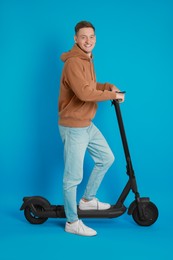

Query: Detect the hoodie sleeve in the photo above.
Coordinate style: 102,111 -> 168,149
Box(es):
64,59 -> 117,102
96,82 -> 114,91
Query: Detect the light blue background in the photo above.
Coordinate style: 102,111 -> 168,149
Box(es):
0,0 -> 173,259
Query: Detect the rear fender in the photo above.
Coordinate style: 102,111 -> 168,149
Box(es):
20,196 -> 50,210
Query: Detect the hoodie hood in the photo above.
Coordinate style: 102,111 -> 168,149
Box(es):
61,44 -> 92,62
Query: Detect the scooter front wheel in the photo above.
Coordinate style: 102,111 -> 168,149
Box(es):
132,201 -> 158,226
24,204 -> 48,224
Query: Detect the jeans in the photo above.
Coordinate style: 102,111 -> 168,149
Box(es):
59,123 -> 115,222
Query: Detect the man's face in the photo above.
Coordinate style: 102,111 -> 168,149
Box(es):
74,27 -> 96,55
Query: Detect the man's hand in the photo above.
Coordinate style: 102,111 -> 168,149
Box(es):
115,92 -> 125,103
110,85 -> 120,92
110,85 -> 125,103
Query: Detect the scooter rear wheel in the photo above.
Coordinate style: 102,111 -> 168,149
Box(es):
24,204 -> 48,224
132,201 -> 158,226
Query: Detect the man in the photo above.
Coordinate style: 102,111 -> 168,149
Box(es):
58,21 -> 125,236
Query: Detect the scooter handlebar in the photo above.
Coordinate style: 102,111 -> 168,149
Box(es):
115,91 -> 126,94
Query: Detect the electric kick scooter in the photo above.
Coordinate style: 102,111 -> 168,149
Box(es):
20,98 -> 159,226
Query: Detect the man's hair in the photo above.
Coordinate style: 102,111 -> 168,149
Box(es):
75,21 -> 95,35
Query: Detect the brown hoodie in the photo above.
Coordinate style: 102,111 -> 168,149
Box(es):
58,44 -> 117,127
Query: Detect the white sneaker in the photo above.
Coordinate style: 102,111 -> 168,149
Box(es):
65,220 -> 97,236
79,198 -> 111,210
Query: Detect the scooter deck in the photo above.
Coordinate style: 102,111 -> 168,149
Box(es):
38,204 -> 127,219
77,205 -> 127,218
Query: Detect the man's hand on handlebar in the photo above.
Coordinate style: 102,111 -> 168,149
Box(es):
110,85 -> 125,103
115,91 -> 125,103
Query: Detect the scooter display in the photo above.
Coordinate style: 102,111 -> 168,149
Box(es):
20,99 -> 159,226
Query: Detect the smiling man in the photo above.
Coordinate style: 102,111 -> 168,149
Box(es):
58,21 -> 125,236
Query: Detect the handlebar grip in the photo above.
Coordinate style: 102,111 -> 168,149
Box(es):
115,91 -> 126,94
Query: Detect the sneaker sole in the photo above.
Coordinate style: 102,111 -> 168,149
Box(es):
65,229 -> 97,236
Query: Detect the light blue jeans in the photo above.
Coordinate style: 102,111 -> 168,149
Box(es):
59,123 -> 115,222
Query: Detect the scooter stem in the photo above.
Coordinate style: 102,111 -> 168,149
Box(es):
112,100 -> 139,197
112,100 -> 132,168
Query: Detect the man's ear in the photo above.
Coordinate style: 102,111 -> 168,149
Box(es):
74,35 -> 77,43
